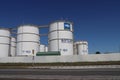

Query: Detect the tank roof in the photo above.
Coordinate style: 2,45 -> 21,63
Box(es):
17,24 -> 39,28
49,20 -> 73,25
74,41 -> 88,45
0,28 -> 11,31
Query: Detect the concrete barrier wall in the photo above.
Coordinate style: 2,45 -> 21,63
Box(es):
0,53 -> 120,63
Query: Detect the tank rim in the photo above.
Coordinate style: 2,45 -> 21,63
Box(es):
49,20 -> 73,25
0,28 -> 11,31
17,24 -> 39,28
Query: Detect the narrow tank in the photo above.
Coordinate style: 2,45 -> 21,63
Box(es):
48,20 -> 73,55
39,44 -> 45,52
0,28 -> 10,57
10,37 -> 16,56
16,25 -> 40,56
45,46 -> 48,52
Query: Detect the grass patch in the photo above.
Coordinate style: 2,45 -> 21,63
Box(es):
0,61 -> 120,68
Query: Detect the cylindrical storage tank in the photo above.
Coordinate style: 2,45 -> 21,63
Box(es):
75,41 -> 88,55
48,20 -> 73,55
16,25 -> 40,56
45,46 -> 48,52
73,42 -> 78,55
0,28 -> 10,57
39,44 -> 45,52
10,37 -> 16,56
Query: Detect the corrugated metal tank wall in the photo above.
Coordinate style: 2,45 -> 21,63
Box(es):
0,28 -> 10,57
16,25 -> 40,56
48,20 -> 73,55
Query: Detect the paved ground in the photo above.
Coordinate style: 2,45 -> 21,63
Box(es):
0,68 -> 120,80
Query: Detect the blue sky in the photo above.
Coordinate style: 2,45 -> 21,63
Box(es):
0,0 -> 120,53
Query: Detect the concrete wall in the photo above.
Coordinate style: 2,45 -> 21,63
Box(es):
0,53 -> 120,63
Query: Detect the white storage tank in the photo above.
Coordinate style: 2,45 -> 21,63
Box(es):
10,37 -> 16,56
45,46 -> 48,52
74,41 -> 88,55
16,25 -> 40,56
39,44 -> 45,52
0,28 -> 10,57
73,42 -> 78,55
48,20 -> 73,55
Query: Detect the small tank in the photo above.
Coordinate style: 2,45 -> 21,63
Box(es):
74,41 -> 88,55
10,37 -> 16,56
39,44 -> 45,52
